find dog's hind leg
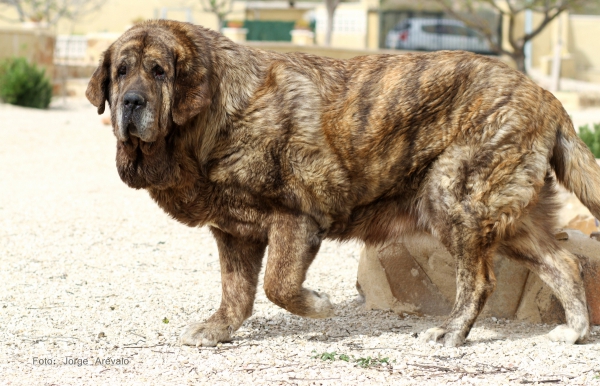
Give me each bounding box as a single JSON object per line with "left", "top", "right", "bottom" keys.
{"left": 180, "top": 227, "right": 266, "bottom": 347}
{"left": 262, "top": 214, "right": 335, "bottom": 318}
{"left": 420, "top": 214, "right": 498, "bottom": 347}
{"left": 501, "top": 239, "right": 589, "bottom": 343}
{"left": 419, "top": 145, "right": 519, "bottom": 347}
{"left": 497, "top": 186, "right": 589, "bottom": 343}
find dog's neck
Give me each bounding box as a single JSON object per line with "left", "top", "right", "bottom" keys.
{"left": 147, "top": 43, "right": 266, "bottom": 226}
{"left": 192, "top": 35, "right": 267, "bottom": 165}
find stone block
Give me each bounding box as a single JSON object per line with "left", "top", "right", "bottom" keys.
{"left": 555, "top": 229, "right": 600, "bottom": 325}
{"left": 515, "top": 270, "right": 565, "bottom": 324}
{"left": 357, "top": 230, "right": 600, "bottom": 325}
{"left": 377, "top": 241, "right": 452, "bottom": 316}
{"left": 357, "top": 232, "right": 530, "bottom": 319}
{"left": 566, "top": 214, "right": 600, "bottom": 236}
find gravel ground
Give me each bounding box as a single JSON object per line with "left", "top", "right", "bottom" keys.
{"left": 1, "top": 99, "right": 600, "bottom": 385}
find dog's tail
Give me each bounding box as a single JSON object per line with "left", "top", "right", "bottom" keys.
{"left": 551, "top": 115, "right": 600, "bottom": 220}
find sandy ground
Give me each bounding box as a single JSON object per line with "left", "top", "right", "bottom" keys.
{"left": 1, "top": 99, "right": 600, "bottom": 385}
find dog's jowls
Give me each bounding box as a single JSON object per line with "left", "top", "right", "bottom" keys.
{"left": 86, "top": 20, "right": 598, "bottom": 347}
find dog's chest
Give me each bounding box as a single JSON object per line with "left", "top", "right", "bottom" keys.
{"left": 151, "top": 177, "right": 272, "bottom": 237}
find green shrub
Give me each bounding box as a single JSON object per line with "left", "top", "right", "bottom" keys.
{"left": 578, "top": 123, "right": 600, "bottom": 158}
{"left": 0, "top": 57, "right": 52, "bottom": 109}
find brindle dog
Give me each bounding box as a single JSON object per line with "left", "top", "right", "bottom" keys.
{"left": 86, "top": 20, "right": 598, "bottom": 347}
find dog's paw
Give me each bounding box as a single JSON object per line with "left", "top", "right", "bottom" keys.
{"left": 547, "top": 325, "right": 586, "bottom": 344}
{"left": 179, "top": 322, "right": 233, "bottom": 347}
{"left": 306, "top": 291, "right": 335, "bottom": 318}
{"left": 421, "top": 327, "right": 465, "bottom": 347}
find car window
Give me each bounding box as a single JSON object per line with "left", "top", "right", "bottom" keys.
{"left": 445, "top": 25, "right": 470, "bottom": 36}
{"left": 420, "top": 23, "right": 462, "bottom": 35}
{"left": 421, "top": 24, "right": 437, "bottom": 34}
{"left": 466, "top": 27, "right": 483, "bottom": 38}
{"left": 436, "top": 24, "right": 451, "bottom": 34}
{"left": 394, "top": 21, "right": 411, "bottom": 31}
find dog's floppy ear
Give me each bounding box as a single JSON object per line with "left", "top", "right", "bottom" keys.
{"left": 171, "top": 29, "right": 214, "bottom": 126}
{"left": 86, "top": 46, "right": 113, "bottom": 115}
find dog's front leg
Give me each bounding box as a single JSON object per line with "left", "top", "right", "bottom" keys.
{"left": 263, "top": 214, "right": 335, "bottom": 318}
{"left": 180, "top": 227, "right": 266, "bottom": 347}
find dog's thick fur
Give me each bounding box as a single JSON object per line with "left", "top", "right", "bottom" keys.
{"left": 86, "top": 20, "right": 599, "bottom": 347}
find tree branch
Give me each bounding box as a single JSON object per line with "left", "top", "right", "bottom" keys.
{"left": 505, "top": 0, "right": 516, "bottom": 14}
{"left": 435, "top": 0, "right": 508, "bottom": 55}
{"left": 482, "top": 0, "right": 507, "bottom": 15}
{"left": 1, "top": 0, "right": 27, "bottom": 21}
{"left": 432, "top": 0, "right": 587, "bottom": 74}
{"left": 523, "top": 6, "right": 566, "bottom": 43}
{"left": 0, "top": 0, "right": 107, "bottom": 25}
{"left": 507, "top": 12, "right": 519, "bottom": 50}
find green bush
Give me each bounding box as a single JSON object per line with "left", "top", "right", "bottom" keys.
{"left": 578, "top": 123, "right": 600, "bottom": 158}
{"left": 0, "top": 57, "right": 52, "bottom": 109}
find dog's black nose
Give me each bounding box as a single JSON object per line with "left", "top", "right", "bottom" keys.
{"left": 123, "top": 92, "right": 146, "bottom": 110}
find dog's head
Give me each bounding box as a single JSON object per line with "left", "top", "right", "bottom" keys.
{"left": 86, "top": 20, "right": 214, "bottom": 188}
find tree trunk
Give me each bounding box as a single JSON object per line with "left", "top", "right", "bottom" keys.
{"left": 512, "top": 49, "right": 527, "bottom": 74}
{"left": 217, "top": 14, "right": 224, "bottom": 32}
{"left": 324, "top": 0, "right": 339, "bottom": 47}
{"left": 325, "top": 5, "right": 334, "bottom": 46}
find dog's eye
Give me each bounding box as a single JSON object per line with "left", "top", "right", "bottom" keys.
{"left": 118, "top": 66, "right": 127, "bottom": 77}
{"left": 153, "top": 66, "right": 165, "bottom": 79}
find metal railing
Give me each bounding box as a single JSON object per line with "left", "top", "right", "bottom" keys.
{"left": 55, "top": 35, "right": 88, "bottom": 64}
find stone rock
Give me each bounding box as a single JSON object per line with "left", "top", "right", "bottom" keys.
{"left": 357, "top": 229, "right": 600, "bottom": 325}
{"left": 515, "top": 229, "right": 600, "bottom": 325}
{"left": 557, "top": 186, "right": 594, "bottom": 227}
{"left": 357, "top": 233, "right": 529, "bottom": 319}
{"left": 555, "top": 229, "right": 600, "bottom": 325}
{"left": 515, "top": 272, "right": 565, "bottom": 324}
{"left": 377, "top": 241, "right": 452, "bottom": 316}
{"left": 356, "top": 246, "right": 404, "bottom": 314}
{"left": 566, "top": 214, "right": 600, "bottom": 236}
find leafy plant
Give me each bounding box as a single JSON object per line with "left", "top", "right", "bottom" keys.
{"left": 578, "top": 123, "right": 600, "bottom": 158}
{"left": 0, "top": 57, "right": 52, "bottom": 109}
{"left": 162, "top": 317, "right": 169, "bottom": 324}
{"left": 313, "top": 351, "right": 338, "bottom": 361}
{"left": 338, "top": 353, "right": 350, "bottom": 362}
{"left": 311, "top": 350, "right": 392, "bottom": 368}
{"left": 355, "top": 356, "right": 391, "bottom": 368}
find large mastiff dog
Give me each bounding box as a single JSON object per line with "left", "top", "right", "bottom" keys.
{"left": 86, "top": 20, "right": 597, "bottom": 347}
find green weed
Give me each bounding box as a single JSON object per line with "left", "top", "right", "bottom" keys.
{"left": 311, "top": 350, "right": 393, "bottom": 368}
{"left": 355, "top": 356, "right": 391, "bottom": 368}
{"left": 578, "top": 123, "right": 600, "bottom": 158}
{"left": 312, "top": 351, "right": 338, "bottom": 361}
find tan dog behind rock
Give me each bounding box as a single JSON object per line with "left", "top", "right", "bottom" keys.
{"left": 86, "top": 20, "right": 599, "bottom": 347}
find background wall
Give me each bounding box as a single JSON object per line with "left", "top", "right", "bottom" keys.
{"left": 569, "top": 15, "right": 600, "bottom": 83}
{"left": 0, "top": 27, "right": 55, "bottom": 81}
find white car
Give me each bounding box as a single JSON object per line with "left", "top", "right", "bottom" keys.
{"left": 385, "top": 18, "right": 492, "bottom": 53}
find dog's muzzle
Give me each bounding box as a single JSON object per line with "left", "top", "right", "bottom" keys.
{"left": 120, "top": 91, "right": 147, "bottom": 141}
